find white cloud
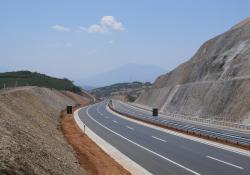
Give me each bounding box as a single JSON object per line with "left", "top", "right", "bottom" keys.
{"left": 87, "top": 24, "right": 107, "bottom": 33}
{"left": 84, "top": 16, "right": 124, "bottom": 33}
{"left": 51, "top": 25, "right": 70, "bottom": 32}
{"left": 101, "top": 16, "right": 124, "bottom": 31}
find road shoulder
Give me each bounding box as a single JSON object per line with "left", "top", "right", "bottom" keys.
{"left": 61, "top": 105, "right": 131, "bottom": 175}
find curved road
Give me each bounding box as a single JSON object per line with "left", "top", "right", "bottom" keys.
{"left": 114, "top": 100, "right": 250, "bottom": 139}
{"left": 78, "top": 101, "right": 250, "bottom": 175}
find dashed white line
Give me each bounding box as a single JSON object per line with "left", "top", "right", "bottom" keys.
{"left": 107, "top": 105, "right": 250, "bottom": 158}
{"left": 206, "top": 156, "right": 243, "bottom": 170}
{"left": 113, "top": 120, "right": 118, "bottom": 123}
{"left": 87, "top": 107, "right": 200, "bottom": 175}
{"left": 152, "top": 136, "right": 167, "bottom": 143}
{"left": 97, "top": 107, "right": 101, "bottom": 114}
{"left": 126, "top": 126, "right": 134, "bottom": 130}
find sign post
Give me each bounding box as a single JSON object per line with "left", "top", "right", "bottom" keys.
{"left": 67, "top": 106, "right": 73, "bottom": 114}
{"left": 153, "top": 108, "right": 158, "bottom": 117}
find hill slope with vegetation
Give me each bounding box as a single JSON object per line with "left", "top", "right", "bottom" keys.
{"left": 90, "top": 82, "right": 152, "bottom": 102}
{"left": 0, "top": 71, "right": 81, "bottom": 93}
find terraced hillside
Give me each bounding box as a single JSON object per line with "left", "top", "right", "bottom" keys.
{"left": 136, "top": 17, "right": 250, "bottom": 125}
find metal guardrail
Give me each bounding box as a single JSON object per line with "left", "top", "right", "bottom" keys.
{"left": 109, "top": 101, "right": 250, "bottom": 149}
{"left": 162, "top": 112, "right": 250, "bottom": 131}
{"left": 128, "top": 103, "right": 250, "bottom": 131}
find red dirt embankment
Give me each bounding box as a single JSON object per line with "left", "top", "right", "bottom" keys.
{"left": 61, "top": 94, "right": 130, "bottom": 175}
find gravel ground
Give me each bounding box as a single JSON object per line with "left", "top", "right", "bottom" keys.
{"left": 0, "top": 87, "right": 86, "bottom": 175}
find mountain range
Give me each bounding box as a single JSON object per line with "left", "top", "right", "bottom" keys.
{"left": 78, "top": 63, "right": 166, "bottom": 88}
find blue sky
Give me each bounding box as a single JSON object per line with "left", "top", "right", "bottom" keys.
{"left": 0, "top": 0, "right": 249, "bottom": 81}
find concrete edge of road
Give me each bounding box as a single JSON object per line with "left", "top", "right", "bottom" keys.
{"left": 106, "top": 105, "right": 250, "bottom": 158}
{"left": 74, "top": 105, "right": 153, "bottom": 175}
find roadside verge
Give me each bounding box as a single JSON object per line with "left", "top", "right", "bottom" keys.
{"left": 73, "top": 105, "right": 152, "bottom": 175}
{"left": 61, "top": 105, "right": 131, "bottom": 175}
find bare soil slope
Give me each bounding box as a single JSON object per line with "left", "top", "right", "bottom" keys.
{"left": 0, "top": 87, "right": 86, "bottom": 175}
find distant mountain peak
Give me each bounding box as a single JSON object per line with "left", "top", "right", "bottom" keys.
{"left": 79, "top": 63, "right": 166, "bottom": 87}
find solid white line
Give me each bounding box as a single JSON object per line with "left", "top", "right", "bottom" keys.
{"left": 113, "top": 120, "right": 118, "bottom": 123}
{"left": 126, "top": 126, "right": 134, "bottom": 130}
{"left": 87, "top": 107, "right": 200, "bottom": 175}
{"left": 206, "top": 156, "right": 243, "bottom": 170}
{"left": 152, "top": 136, "right": 167, "bottom": 143}
{"left": 122, "top": 101, "right": 250, "bottom": 136}
{"left": 107, "top": 104, "right": 250, "bottom": 158}
{"left": 74, "top": 106, "right": 152, "bottom": 175}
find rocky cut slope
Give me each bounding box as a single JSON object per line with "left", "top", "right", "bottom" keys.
{"left": 136, "top": 17, "right": 250, "bottom": 124}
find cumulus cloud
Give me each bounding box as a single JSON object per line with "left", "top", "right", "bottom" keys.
{"left": 101, "top": 16, "right": 124, "bottom": 31}
{"left": 87, "top": 24, "right": 107, "bottom": 33}
{"left": 51, "top": 25, "right": 70, "bottom": 32}
{"left": 84, "top": 16, "right": 124, "bottom": 33}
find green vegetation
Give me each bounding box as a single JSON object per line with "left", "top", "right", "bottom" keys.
{"left": 90, "top": 81, "right": 152, "bottom": 101}
{"left": 0, "top": 71, "right": 82, "bottom": 93}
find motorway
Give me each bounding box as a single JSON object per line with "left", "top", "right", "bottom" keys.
{"left": 113, "top": 100, "right": 250, "bottom": 141}
{"left": 78, "top": 101, "right": 250, "bottom": 175}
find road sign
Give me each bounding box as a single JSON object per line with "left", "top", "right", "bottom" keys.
{"left": 153, "top": 108, "right": 158, "bottom": 116}
{"left": 67, "top": 106, "right": 73, "bottom": 114}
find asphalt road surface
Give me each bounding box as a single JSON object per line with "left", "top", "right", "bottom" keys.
{"left": 113, "top": 100, "right": 250, "bottom": 140}
{"left": 78, "top": 101, "right": 250, "bottom": 175}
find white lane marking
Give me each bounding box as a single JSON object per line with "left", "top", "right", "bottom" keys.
{"left": 152, "top": 136, "right": 167, "bottom": 143}
{"left": 107, "top": 105, "right": 250, "bottom": 158}
{"left": 126, "top": 126, "right": 134, "bottom": 130}
{"left": 97, "top": 107, "right": 101, "bottom": 114}
{"left": 206, "top": 156, "right": 243, "bottom": 170}
{"left": 121, "top": 101, "right": 250, "bottom": 137}
{"left": 105, "top": 116, "right": 109, "bottom": 119}
{"left": 87, "top": 107, "right": 200, "bottom": 175}
{"left": 113, "top": 120, "right": 118, "bottom": 123}
{"left": 97, "top": 107, "right": 104, "bottom": 116}
{"left": 75, "top": 106, "right": 153, "bottom": 175}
